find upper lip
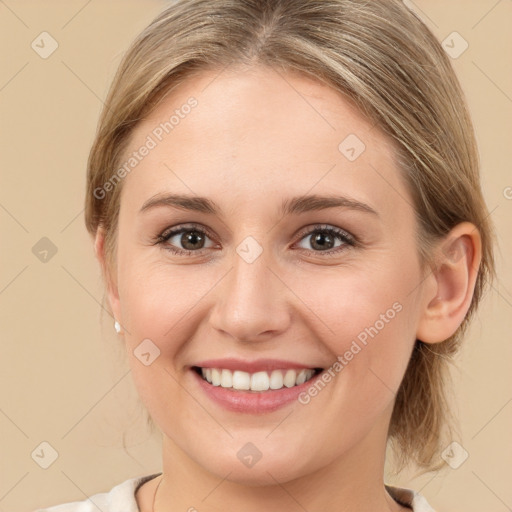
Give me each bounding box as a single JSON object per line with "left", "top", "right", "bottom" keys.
{"left": 192, "top": 358, "right": 323, "bottom": 373}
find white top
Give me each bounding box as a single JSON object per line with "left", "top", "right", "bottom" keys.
{"left": 34, "top": 473, "right": 436, "bottom": 511}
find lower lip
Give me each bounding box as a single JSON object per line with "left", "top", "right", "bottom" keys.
{"left": 191, "top": 369, "right": 323, "bottom": 414}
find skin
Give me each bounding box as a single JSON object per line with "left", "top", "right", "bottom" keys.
{"left": 94, "top": 64, "right": 481, "bottom": 511}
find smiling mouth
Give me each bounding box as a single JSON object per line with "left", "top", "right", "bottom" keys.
{"left": 193, "top": 366, "right": 323, "bottom": 392}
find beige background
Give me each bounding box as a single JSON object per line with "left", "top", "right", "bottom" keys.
{"left": 1, "top": 1, "right": 511, "bottom": 510}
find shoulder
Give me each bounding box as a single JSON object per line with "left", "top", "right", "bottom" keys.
{"left": 386, "top": 485, "right": 437, "bottom": 512}
{"left": 34, "top": 473, "right": 162, "bottom": 512}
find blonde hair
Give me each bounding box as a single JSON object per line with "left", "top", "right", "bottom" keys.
{"left": 85, "top": 0, "right": 497, "bottom": 471}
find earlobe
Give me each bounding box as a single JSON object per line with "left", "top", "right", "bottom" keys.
{"left": 416, "top": 222, "right": 482, "bottom": 344}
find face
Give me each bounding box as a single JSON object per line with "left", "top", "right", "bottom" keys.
{"left": 104, "top": 65, "right": 431, "bottom": 484}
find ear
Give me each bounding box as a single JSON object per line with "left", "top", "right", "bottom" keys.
{"left": 416, "top": 222, "right": 482, "bottom": 344}
{"left": 94, "top": 227, "right": 123, "bottom": 331}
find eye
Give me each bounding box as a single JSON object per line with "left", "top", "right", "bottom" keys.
{"left": 153, "top": 223, "right": 357, "bottom": 257}
{"left": 153, "top": 224, "right": 216, "bottom": 256}
{"left": 293, "top": 224, "right": 356, "bottom": 256}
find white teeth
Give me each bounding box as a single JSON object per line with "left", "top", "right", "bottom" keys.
{"left": 211, "top": 368, "right": 221, "bottom": 386}
{"left": 250, "top": 371, "right": 270, "bottom": 391}
{"left": 199, "top": 367, "right": 317, "bottom": 391}
{"left": 283, "top": 369, "right": 297, "bottom": 388}
{"left": 295, "top": 369, "right": 307, "bottom": 385}
{"left": 232, "top": 370, "right": 250, "bottom": 390}
{"left": 269, "top": 370, "right": 283, "bottom": 389}
{"left": 220, "top": 369, "right": 232, "bottom": 388}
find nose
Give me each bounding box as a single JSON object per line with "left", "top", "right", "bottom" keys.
{"left": 208, "top": 245, "right": 292, "bottom": 343}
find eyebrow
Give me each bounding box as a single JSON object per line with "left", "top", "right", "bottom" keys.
{"left": 139, "top": 193, "right": 379, "bottom": 217}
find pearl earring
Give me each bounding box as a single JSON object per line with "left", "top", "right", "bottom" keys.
{"left": 114, "top": 320, "right": 121, "bottom": 334}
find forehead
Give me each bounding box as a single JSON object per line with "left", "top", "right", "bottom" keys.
{"left": 119, "top": 65, "right": 410, "bottom": 221}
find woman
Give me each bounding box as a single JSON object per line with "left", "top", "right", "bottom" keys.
{"left": 37, "top": 0, "right": 496, "bottom": 510}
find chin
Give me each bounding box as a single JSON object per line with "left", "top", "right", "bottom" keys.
{"left": 194, "top": 448, "right": 317, "bottom": 487}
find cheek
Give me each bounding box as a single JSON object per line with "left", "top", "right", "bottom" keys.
{"left": 118, "top": 256, "right": 206, "bottom": 338}
{"left": 290, "top": 259, "right": 416, "bottom": 346}
{"left": 117, "top": 260, "right": 199, "bottom": 433}
{"left": 291, "top": 259, "right": 418, "bottom": 404}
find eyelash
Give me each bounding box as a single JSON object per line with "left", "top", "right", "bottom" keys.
{"left": 152, "top": 223, "right": 357, "bottom": 258}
